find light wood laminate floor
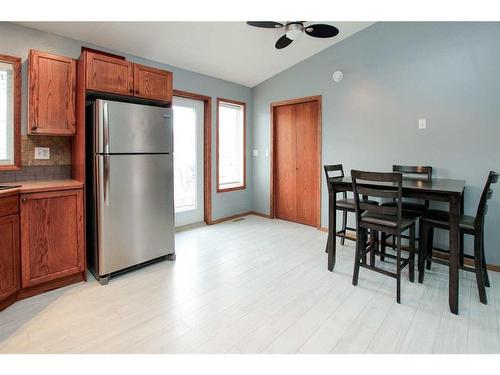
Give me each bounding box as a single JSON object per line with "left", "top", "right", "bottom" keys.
{"left": 1, "top": 215, "right": 499, "bottom": 354}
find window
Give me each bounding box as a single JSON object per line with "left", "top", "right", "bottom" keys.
{"left": 217, "top": 98, "right": 246, "bottom": 192}
{"left": 0, "top": 62, "right": 13, "bottom": 164}
{"left": 0, "top": 55, "right": 20, "bottom": 171}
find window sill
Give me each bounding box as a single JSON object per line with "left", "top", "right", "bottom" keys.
{"left": 0, "top": 164, "right": 21, "bottom": 172}
{"left": 217, "top": 185, "right": 246, "bottom": 193}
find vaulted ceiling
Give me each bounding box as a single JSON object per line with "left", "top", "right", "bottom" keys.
{"left": 18, "top": 22, "right": 373, "bottom": 87}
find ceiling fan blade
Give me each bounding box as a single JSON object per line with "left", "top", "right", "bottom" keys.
{"left": 247, "top": 21, "right": 284, "bottom": 29}
{"left": 275, "top": 35, "right": 293, "bottom": 49}
{"left": 305, "top": 24, "right": 339, "bottom": 38}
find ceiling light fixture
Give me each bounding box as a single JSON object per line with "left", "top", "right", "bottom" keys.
{"left": 285, "top": 23, "right": 304, "bottom": 41}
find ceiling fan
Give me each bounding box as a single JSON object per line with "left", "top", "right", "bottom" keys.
{"left": 246, "top": 21, "right": 339, "bottom": 49}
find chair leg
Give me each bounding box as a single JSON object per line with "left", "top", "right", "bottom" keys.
{"left": 425, "top": 226, "right": 434, "bottom": 270}
{"left": 409, "top": 225, "right": 415, "bottom": 283}
{"left": 396, "top": 234, "right": 402, "bottom": 304}
{"left": 325, "top": 232, "right": 330, "bottom": 253}
{"left": 340, "top": 210, "right": 348, "bottom": 246}
{"left": 459, "top": 231, "right": 464, "bottom": 267}
{"left": 380, "top": 232, "right": 386, "bottom": 261}
{"left": 474, "top": 234, "right": 487, "bottom": 304}
{"left": 370, "top": 230, "right": 377, "bottom": 267}
{"left": 418, "top": 221, "right": 428, "bottom": 283}
{"left": 481, "top": 232, "right": 490, "bottom": 288}
{"left": 352, "top": 228, "right": 364, "bottom": 286}
{"left": 362, "top": 230, "right": 368, "bottom": 265}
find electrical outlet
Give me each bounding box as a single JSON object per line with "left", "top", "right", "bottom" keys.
{"left": 253, "top": 149, "right": 258, "bottom": 157}
{"left": 34, "top": 147, "right": 50, "bottom": 160}
{"left": 418, "top": 118, "right": 427, "bottom": 130}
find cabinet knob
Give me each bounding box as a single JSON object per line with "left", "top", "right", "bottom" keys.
{"left": 21, "top": 197, "right": 27, "bottom": 204}
{"left": 32, "top": 123, "right": 38, "bottom": 131}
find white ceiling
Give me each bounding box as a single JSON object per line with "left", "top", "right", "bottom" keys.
{"left": 17, "top": 22, "right": 374, "bottom": 87}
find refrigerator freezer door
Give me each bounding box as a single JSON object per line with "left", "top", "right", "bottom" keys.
{"left": 96, "top": 154, "right": 174, "bottom": 275}
{"left": 95, "top": 99, "right": 172, "bottom": 154}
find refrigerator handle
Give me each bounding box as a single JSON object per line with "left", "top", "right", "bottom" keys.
{"left": 103, "top": 101, "right": 110, "bottom": 154}
{"left": 104, "top": 154, "right": 110, "bottom": 207}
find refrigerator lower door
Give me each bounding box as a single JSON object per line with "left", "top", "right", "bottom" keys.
{"left": 96, "top": 154, "right": 174, "bottom": 276}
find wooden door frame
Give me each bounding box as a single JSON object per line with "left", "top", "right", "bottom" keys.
{"left": 173, "top": 90, "right": 213, "bottom": 225}
{"left": 270, "top": 95, "right": 322, "bottom": 228}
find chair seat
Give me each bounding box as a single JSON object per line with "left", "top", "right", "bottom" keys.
{"left": 420, "top": 209, "right": 476, "bottom": 231}
{"left": 337, "top": 198, "right": 378, "bottom": 210}
{"left": 381, "top": 201, "right": 428, "bottom": 215}
{"left": 361, "top": 211, "right": 417, "bottom": 229}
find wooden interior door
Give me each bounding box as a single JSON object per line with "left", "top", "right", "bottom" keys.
{"left": 29, "top": 50, "right": 77, "bottom": 135}
{"left": 273, "top": 98, "right": 320, "bottom": 227}
{"left": 20, "top": 189, "right": 84, "bottom": 288}
{"left": 274, "top": 104, "right": 297, "bottom": 222}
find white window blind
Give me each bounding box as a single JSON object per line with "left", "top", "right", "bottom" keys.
{"left": 0, "top": 62, "right": 14, "bottom": 165}
{"left": 218, "top": 100, "right": 245, "bottom": 190}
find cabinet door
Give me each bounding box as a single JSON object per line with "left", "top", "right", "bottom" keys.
{"left": 0, "top": 214, "right": 20, "bottom": 302}
{"left": 133, "top": 63, "right": 172, "bottom": 102}
{"left": 20, "top": 189, "right": 84, "bottom": 288}
{"left": 86, "top": 52, "right": 133, "bottom": 96}
{"left": 29, "top": 50, "right": 77, "bottom": 136}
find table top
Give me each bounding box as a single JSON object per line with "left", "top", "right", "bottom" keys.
{"left": 328, "top": 176, "right": 465, "bottom": 195}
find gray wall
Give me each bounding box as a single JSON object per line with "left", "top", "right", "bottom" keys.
{"left": 252, "top": 22, "right": 500, "bottom": 265}
{"left": 0, "top": 22, "right": 253, "bottom": 221}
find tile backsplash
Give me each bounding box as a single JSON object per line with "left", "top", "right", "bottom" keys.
{"left": 0, "top": 136, "right": 72, "bottom": 183}
{"left": 22, "top": 135, "right": 71, "bottom": 166}
{"left": 0, "top": 165, "right": 71, "bottom": 183}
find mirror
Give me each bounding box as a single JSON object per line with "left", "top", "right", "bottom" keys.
{"left": 0, "top": 54, "right": 21, "bottom": 171}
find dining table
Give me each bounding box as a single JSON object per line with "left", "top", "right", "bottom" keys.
{"left": 326, "top": 176, "right": 466, "bottom": 314}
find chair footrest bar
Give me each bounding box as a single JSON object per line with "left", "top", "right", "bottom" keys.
{"left": 359, "top": 264, "right": 397, "bottom": 279}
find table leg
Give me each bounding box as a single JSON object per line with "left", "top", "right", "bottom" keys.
{"left": 449, "top": 194, "right": 461, "bottom": 314}
{"left": 328, "top": 188, "right": 337, "bottom": 271}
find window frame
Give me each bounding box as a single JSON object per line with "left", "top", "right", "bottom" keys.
{"left": 216, "top": 97, "right": 246, "bottom": 193}
{"left": 0, "top": 54, "right": 21, "bottom": 171}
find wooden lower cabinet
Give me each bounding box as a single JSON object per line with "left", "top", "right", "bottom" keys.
{"left": 20, "top": 189, "right": 84, "bottom": 288}
{"left": 0, "top": 213, "right": 20, "bottom": 308}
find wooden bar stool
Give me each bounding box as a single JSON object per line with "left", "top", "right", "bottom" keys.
{"left": 351, "top": 170, "right": 418, "bottom": 303}
{"left": 418, "top": 171, "right": 498, "bottom": 304}
{"left": 380, "top": 165, "right": 432, "bottom": 260}
{"left": 324, "top": 164, "right": 378, "bottom": 251}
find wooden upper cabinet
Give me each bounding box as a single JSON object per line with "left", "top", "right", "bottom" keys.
{"left": 133, "top": 64, "right": 172, "bottom": 102}
{"left": 20, "top": 189, "right": 84, "bottom": 288}
{"left": 0, "top": 213, "right": 20, "bottom": 304}
{"left": 29, "top": 50, "right": 77, "bottom": 136}
{"left": 85, "top": 51, "right": 133, "bottom": 96}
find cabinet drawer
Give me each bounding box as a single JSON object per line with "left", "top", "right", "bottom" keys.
{"left": 0, "top": 195, "right": 19, "bottom": 218}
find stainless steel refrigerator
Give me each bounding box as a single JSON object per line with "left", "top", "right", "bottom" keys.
{"left": 87, "top": 99, "right": 175, "bottom": 285}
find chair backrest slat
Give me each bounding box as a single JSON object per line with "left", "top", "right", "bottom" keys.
{"left": 359, "top": 202, "right": 398, "bottom": 216}
{"left": 324, "top": 164, "right": 347, "bottom": 198}
{"left": 393, "top": 165, "right": 432, "bottom": 180}
{"left": 324, "top": 164, "right": 344, "bottom": 179}
{"left": 351, "top": 170, "right": 403, "bottom": 227}
{"left": 357, "top": 186, "right": 399, "bottom": 200}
